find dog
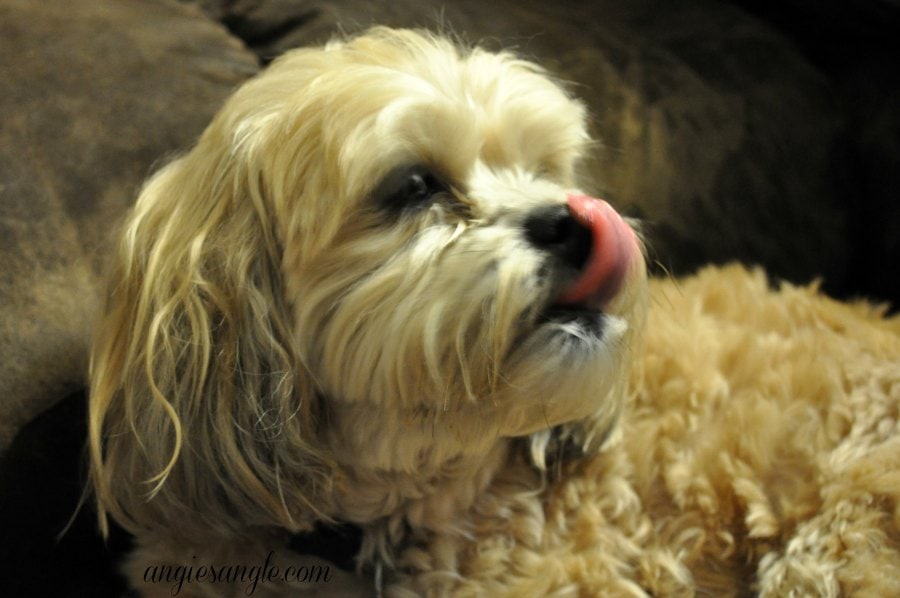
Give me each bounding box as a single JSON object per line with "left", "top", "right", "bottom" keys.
{"left": 88, "top": 28, "right": 647, "bottom": 596}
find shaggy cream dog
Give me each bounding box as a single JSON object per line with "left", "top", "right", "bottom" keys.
{"left": 89, "top": 28, "right": 900, "bottom": 597}
{"left": 88, "top": 27, "right": 646, "bottom": 596}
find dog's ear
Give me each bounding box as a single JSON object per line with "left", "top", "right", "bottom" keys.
{"left": 88, "top": 130, "right": 333, "bottom": 539}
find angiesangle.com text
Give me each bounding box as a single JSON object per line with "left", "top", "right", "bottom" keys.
{"left": 142, "top": 550, "right": 332, "bottom": 596}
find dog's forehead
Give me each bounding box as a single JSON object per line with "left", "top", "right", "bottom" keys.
{"left": 249, "top": 32, "right": 588, "bottom": 195}
{"left": 351, "top": 40, "right": 589, "bottom": 184}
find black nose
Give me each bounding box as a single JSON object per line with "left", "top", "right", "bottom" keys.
{"left": 522, "top": 204, "right": 592, "bottom": 270}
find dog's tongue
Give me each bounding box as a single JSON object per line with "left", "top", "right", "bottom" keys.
{"left": 557, "top": 194, "right": 637, "bottom": 307}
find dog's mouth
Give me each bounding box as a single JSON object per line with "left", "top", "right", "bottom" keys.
{"left": 539, "top": 195, "right": 638, "bottom": 329}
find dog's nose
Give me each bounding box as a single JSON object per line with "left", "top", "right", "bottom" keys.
{"left": 522, "top": 203, "right": 592, "bottom": 271}
{"left": 525, "top": 195, "right": 639, "bottom": 308}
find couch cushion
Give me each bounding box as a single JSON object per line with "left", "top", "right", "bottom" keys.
{"left": 0, "top": 0, "right": 258, "bottom": 451}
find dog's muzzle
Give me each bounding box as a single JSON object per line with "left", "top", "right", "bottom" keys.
{"left": 524, "top": 194, "right": 638, "bottom": 311}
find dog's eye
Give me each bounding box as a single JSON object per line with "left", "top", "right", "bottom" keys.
{"left": 402, "top": 173, "right": 434, "bottom": 203}
{"left": 374, "top": 165, "right": 448, "bottom": 212}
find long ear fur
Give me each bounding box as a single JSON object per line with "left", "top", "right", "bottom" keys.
{"left": 88, "top": 122, "right": 333, "bottom": 539}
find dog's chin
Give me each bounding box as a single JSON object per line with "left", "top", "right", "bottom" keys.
{"left": 496, "top": 318, "right": 631, "bottom": 439}
{"left": 497, "top": 304, "right": 643, "bottom": 438}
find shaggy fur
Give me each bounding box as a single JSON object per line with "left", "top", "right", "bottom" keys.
{"left": 384, "top": 266, "right": 900, "bottom": 596}
{"left": 88, "top": 27, "right": 900, "bottom": 597}
{"left": 89, "top": 28, "right": 646, "bottom": 596}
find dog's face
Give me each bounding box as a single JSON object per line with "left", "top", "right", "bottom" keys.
{"left": 90, "top": 28, "right": 647, "bottom": 536}
{"left": 261, "top": 31, "right": 647, "bottom": 441}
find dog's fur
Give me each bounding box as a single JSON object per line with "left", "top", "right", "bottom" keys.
{"left": 88, "top": 28, "right": 646, "bottom": 595}
{"left": 88, "top": 28, "right": 900, "bottom": 597}
{"left": 385, "top": 266, "right": 900, "bottom": 597}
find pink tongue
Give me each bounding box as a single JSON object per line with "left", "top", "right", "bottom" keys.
{"left": 557, "top": 194, "right": 636, "bottom": 307}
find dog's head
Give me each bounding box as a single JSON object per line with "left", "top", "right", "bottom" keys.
{"left": 89, "top": 28, "right": 647, "bottom": 537}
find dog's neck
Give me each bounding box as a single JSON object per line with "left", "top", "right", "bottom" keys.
{"left": 322, "top": 398, "right": 513, "bottom": 529}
